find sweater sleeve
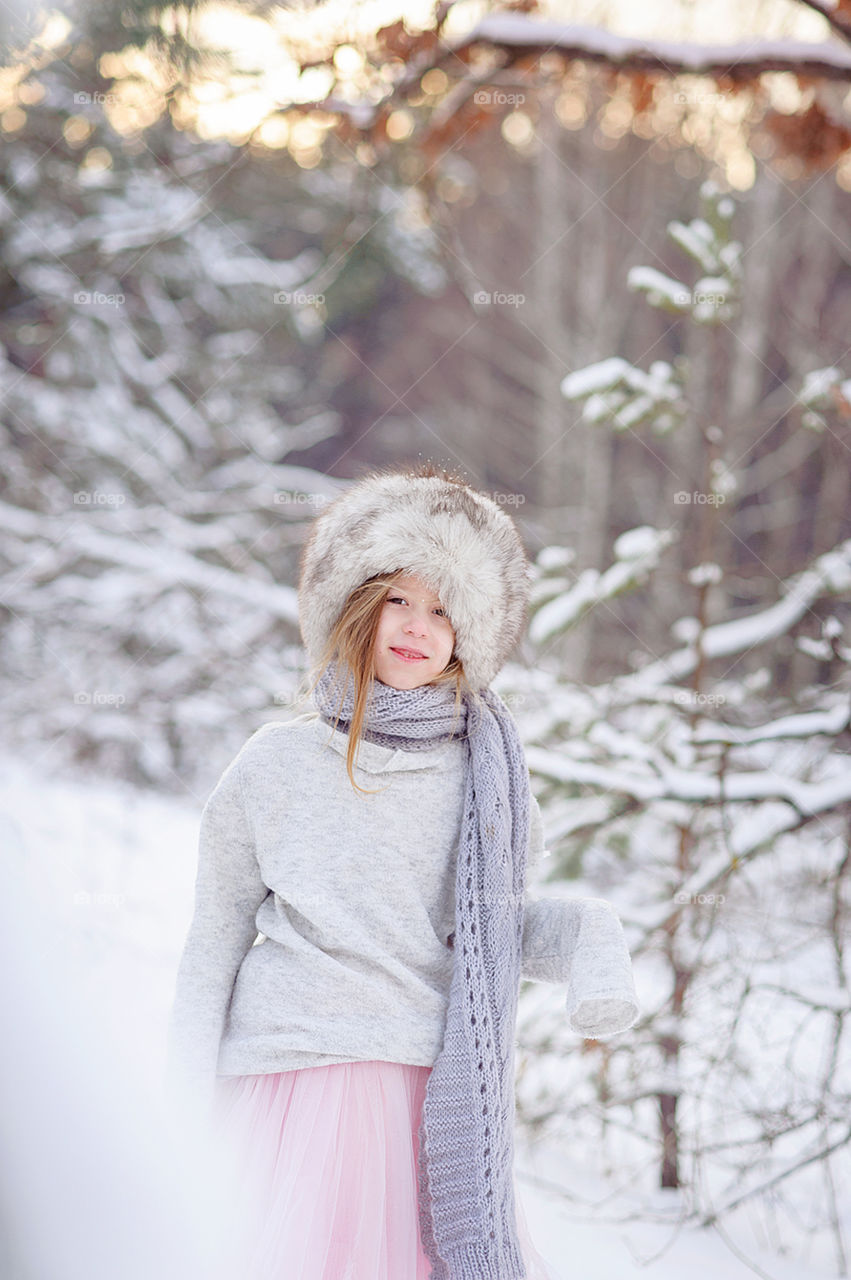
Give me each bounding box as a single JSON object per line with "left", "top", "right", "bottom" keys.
{"left": 164, "top": 750, "right": 270, "bottom": 1115}
{"left": 520, "top": 796, "right": 640, "bottom": 1038}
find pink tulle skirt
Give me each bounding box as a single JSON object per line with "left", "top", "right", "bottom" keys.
{"left": 211, "top": 1059, "right": 558, "bottom": 1280}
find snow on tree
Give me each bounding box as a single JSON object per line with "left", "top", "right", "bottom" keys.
{"left": 561, "top": 356, "right": 687, "bottom": 434}
{"left": 0, "top": 35, "right": 443, "bottom": 792}
{"left": 503, "top": 187, "right": 851, "bottom": 1276}
{"left": 265, "top": 3, "right": 851, "bottom": 187}
{"left": 797, "top": 365, "right": 851, "bottom": 431}
{"left": 529, "top": 526, "right": 675, "bottom": 641}
{"left": 560, "top": 182, "right": 744, "bottom": 440}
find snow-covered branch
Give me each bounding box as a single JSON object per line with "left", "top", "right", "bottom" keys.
{"left": 628, "top": 537, "right": 851, "bottom": 687}
{"left": 525, "top": 742, "right": 851, "bottom": 815}
{"left": 0, "top": 501, "right": 301, "bottom": 622}
{"left": 692, "top": 698, "right": 851, "bottom": 745}
{"left": 447, "top": 15, "right": 851, "bottom": 83}
{"left": 794, "top": 0, "right": 851, "bottom": 45}
{"left": 530, "top": 527, "right": 675, "bottom": 642}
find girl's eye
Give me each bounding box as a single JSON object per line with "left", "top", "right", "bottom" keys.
{"left": 387, "top": 596, "right": 447, "bottom": 618}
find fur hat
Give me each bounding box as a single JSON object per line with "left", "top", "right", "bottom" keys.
{"left": 297, "top": 462, "right": 532, "bottom": 690}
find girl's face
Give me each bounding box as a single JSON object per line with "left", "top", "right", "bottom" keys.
{"left": 372, "top": 573, "right": 455, "bottom": 690}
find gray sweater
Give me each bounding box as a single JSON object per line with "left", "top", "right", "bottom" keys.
{"left": 166, "top": 712, "right": 639, "bottom": 1109}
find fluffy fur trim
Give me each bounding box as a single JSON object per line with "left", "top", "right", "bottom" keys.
{"left": 297, "top": 463, "right": 532, "bottom": 690}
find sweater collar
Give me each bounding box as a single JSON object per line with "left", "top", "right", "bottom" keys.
{"left": 307, "top": 712, "right": 461, "bottom": 775}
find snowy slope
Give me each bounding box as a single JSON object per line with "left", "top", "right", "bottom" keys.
{"left": 0, "top": 755, "right": 840, "bottom": 1280}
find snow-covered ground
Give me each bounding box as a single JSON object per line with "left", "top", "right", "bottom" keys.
{"left": 0, "top": 754, "right": 840, "bottom": 1280}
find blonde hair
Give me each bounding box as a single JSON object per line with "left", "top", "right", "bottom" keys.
{"left": 300, "top": 569, "right": 482, "bottom": 794}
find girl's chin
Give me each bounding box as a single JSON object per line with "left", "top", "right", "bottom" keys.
{"left": 375, "top": 670, "right": 428, "bottom": 689}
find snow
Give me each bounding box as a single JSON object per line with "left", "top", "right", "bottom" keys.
{"left": 672, "top": 615, "right": 701, "bottom": 642}
{"left": 515, "top": 1136, "right": 838, "bottom": 1280}
{"left": 0, "top": 773, "right": 250, "bottom": 1280}
{"left": 626, "top": 265, "right": 690, "bottom": 310}
{"left": 525, "top": 743, "right": 851, "bottom": 812}
{"left": 536, "top": 545, "right": 576, "bottom": 571}
{"left": 692, "top": 698, "right": 850, "bottom": 745}
{"left": 667, "top": 218, "right": 719, "bottom": 273}
{"left": 796, "top": 366, "right": 851, "bottom": 427}
{"left": 614, "top": 526, "right": 669, "bottom": 561}
{"left": 561, "top": 356, "right": 633, "bottom": 399}
{"left": 458, "top": 15, "right": 851, "bottom": 75}
{"left": 0, "top": 500, "right": 301, "bottom": 622}
{"left": 0, "top": 754, "right": 843, "bottom": 1280}
{"left": 687, "top": 562, "right": 723, "bottom": 586}
{"left": 710, "top": 456, "right": 738, "bottom": 497}
{"left": 530, "top": 568, "right": 601, "bottom": 638}
{"left": 800, "top": 366, "right": 844, "bottom": 404}
{"left": 529, "top": 528, "right": 674, "bottom": 643}
{"left": 632, "top": 537, "right": 851, "bottom": 686}
{"left": 692, "top": 273, "right": 736, "bottom": 320}
{"left": 561, "top": 356, "right": 685, "bottom": 433}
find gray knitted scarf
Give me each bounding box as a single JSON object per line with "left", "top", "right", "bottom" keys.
{"left": 312, "top": 658, "right": 531, "bottom": 1280}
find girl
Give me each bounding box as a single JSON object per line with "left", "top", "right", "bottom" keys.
{"left": 166, "top": 461, "right": 640, "bottom": 1280}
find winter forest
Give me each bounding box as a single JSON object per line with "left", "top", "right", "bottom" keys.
{"left": 1, "top": 0, "right": 851, "bottom": 1277}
